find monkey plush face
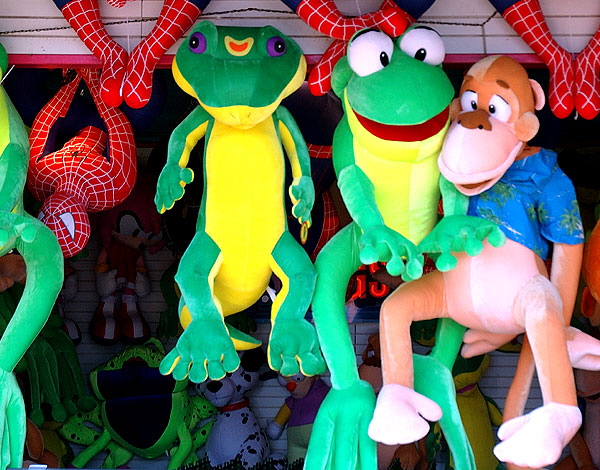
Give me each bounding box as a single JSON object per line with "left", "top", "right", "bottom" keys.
{"left": 438, "top": 55, "right": 545, "bottom": 195}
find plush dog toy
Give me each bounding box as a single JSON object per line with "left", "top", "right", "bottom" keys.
{"left": 370, "top": 55, "right": 587, "bottom": 469}
{"left": 200, "top": 348, "right": 282, "bottom": 468}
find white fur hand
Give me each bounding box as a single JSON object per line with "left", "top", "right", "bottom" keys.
{"left": 96, "top": 269, "right": 117, "bottom": 298}
{"left": 135, "top": 271, "right": 151, "bottom": 297}
{"left": 368, "top": 383, "right": 442, "bottom": 445}
{"left": 494, "top": 402, "right": 581, "bottom": 468}
{"left": 266, "top": 420, "right": 283, "bottom": 439}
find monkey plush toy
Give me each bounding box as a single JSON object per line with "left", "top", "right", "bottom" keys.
{"left": 369, "top": 55, "right": 589, "bottom": 469}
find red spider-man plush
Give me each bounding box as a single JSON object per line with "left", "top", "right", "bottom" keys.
{"left": 28, "top": 68, "right": 137, "bottom": 258}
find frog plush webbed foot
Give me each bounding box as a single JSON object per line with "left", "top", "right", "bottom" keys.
{"left": 160, "top": 319, "right": 240, "bottom": 383}
{"left": 305, "top": 380, "right": 377, "bottom": 470}
{"left": 268, "top": 318, "right": 325, "bottom": 377}
{"left": 418, "top": 215, "right": 506, "bottom": 271}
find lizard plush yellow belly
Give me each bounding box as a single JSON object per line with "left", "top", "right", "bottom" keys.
{"left": 204, "top": 118, "right": 286, "bottom": 313}
{"left": 353, "top": 123, "right": 448, "bottom": 245}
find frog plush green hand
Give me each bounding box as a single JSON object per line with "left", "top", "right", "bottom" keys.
{"left": 0, "top": 43, "right": 63, "bottom": 470}
{"left": 156, "top": 21, "right": 325, "bottom": 384}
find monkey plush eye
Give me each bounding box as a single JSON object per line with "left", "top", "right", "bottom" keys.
{"left": 348, "top": 30, "right": 394, "bottom": 77}
{"left": 488, "top": 95, "right": 512, "bottom": 122}
{"left": 460, "top": 90, "right": 478, "bottom": 112}
{"left": 399, "top": 26, "right": 445, "bottom": 66}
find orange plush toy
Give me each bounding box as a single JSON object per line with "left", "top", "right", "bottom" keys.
{"left": 369, "top": 55, "right": 592, "bottom": 469}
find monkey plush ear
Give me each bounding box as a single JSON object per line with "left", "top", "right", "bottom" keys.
{"left": 514, "top": 111, "right": 540, "bottom": 143}
{"left": 530, "top": 79, "right": 545, "bottom": 111}
{"left": 449, "top": 98, "right": 462, "bottom": 120}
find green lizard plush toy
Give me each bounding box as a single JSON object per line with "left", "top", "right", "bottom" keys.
{"left": 155, "top": 21, "right": 325, "bottom": 384}
{"left": 305, "top": 26, "right": 505, "bottom": 470}
{"left": 0, "top": 43, "right": 63, "bottom": 470}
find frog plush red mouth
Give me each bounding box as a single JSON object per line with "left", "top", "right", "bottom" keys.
{"left": 354, "top": 106, "right": 449, "bottom": 142}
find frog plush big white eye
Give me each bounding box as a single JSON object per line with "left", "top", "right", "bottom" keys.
{"left": 347, "top": 30, "right": 394, "bottom": 77}
{"left": 399, "top": 26, "right": 445, "bottom": 66}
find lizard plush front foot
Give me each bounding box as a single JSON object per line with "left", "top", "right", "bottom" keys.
{"left": 494, "top": 402, "right": 581, "bottom": 468}
{"left": 269, "top": 318, "right": 325, "bottom": 377}
{"left": 159, "top": 319, "right": 240, "bottom": 383}
{"left": 369, "top": 383, "right": 442, "bottom": 445}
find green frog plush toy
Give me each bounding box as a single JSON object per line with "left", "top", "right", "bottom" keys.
{"left": 156, "top": 21, "right": 325, "bottom": 384}
{"left": 305, "top": 26, "right": 505, "bottom": 470}
{"left": 0, "top": 43, "right": 63, "bottom": 470}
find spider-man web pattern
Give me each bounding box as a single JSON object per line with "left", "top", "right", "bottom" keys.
{"left": 304, "top": 0, "right": 411, "bottom": 96}
{"left": 61, "top": 0, "right": 128, "bottom": 107}
{"left": 122, "top": 0, "right": 201, "bottom": 109}
{"left": 28, "top": 68, "right": 137, "bottom": 257}
{"left": 501, "top": 0, "right": 575, "bottom": 119}
{"left": 56, "top": 0, "right": 203, "bottom": 108}
{"left": 576, "top": 28, "right": 600, "bottom": 120}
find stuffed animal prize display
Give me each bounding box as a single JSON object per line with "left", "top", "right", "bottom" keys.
{"left": 155, "top": 21, "right": 325, "bottom": 384}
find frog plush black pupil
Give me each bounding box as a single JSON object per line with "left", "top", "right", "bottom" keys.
{"left": 267, "top": 37, "right": 286, "bottom": 57}
{"left": 189, "top": 33, "right": 207, "bottom": 54}
{"left": 415, "top": 48, "right": 427, "bottom": 61}
{"left": 380, "top": 52, "right": 389, "bottom": 67}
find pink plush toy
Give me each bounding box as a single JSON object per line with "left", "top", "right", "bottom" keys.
{"left": 28, "top": 68, "right": 137, "bottom": 258}
{"left": 369, "top": 55, "right": 590, "bottom": 469}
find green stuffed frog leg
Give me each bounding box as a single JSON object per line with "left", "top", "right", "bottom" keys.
{"left": 305, "top": 223, "right": 378, "bottom": 470}
{"left": 0, "top": 215, "right": 63, "bottom": 372}
{"left": 268, "top": 231, "right": 323, "bottom": 377}
{"left": 160, "top": 229, "right": 240, "bottom": 383}
{"left": 0, "top": 144, "right": 27, "bottom": 213}
{"left": 414, "top": 318, "right": 476, "bottom": 470}
{"left": 0, "top": 368, "right": 26, "bottom": 470}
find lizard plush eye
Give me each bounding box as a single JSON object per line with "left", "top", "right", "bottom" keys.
{"left": 348, "top": 30, "right": 394, "bottom": 77}
{"left": 460, "top": 90, "right": 478, "bottom": 112}
{"left": 189, "top": 32, "right": 207, "bottom": 54}
{"left": 399, "top": 27, "right": 445, "bottom": 66}
{"left": 488, "top": 94, "right": 512, "bottom": 122}
{"left": 267, "top": 37, "right": 287, "bottom": 57}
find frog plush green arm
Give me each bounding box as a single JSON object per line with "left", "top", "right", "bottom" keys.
{"left": 156, "top": 21, "right": 324, "bottom": 384}
{"left": 0, "top": 43, "right": 63, "bottom": 470}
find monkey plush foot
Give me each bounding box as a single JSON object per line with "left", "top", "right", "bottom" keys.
{"left": 494, "top": 402, "right": 581, "bottom": 468}
{"left": 368, "top": 384, "right": 442, "bottom": 445}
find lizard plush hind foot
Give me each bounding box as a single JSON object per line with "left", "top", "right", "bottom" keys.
{"left": 368, "top": 383, "right": 442, "bottom": 445}
{"left": 494, "top": 402, "right": 581, "bottom": 468}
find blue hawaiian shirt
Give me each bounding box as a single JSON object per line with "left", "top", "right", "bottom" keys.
{"left": 467, "top": 148, "right": 584, "bottom": 260}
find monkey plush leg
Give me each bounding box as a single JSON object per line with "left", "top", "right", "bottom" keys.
{"left": 59, "top": 0, "right": 128, "bottom": 107}
{"left": 122, "top": 0, "right": 202, "bottom": 109}
{"left": 370, "top": 272, "right": 446, "bottom": 445}
{"left": 575, "top": 27, "right": 600, "bottom": 120}
{"left": 494, "top": 275, "right": 580, "bottom": 468}
{"left": 497, "top": 0, "right": 574, "bottom": 118}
